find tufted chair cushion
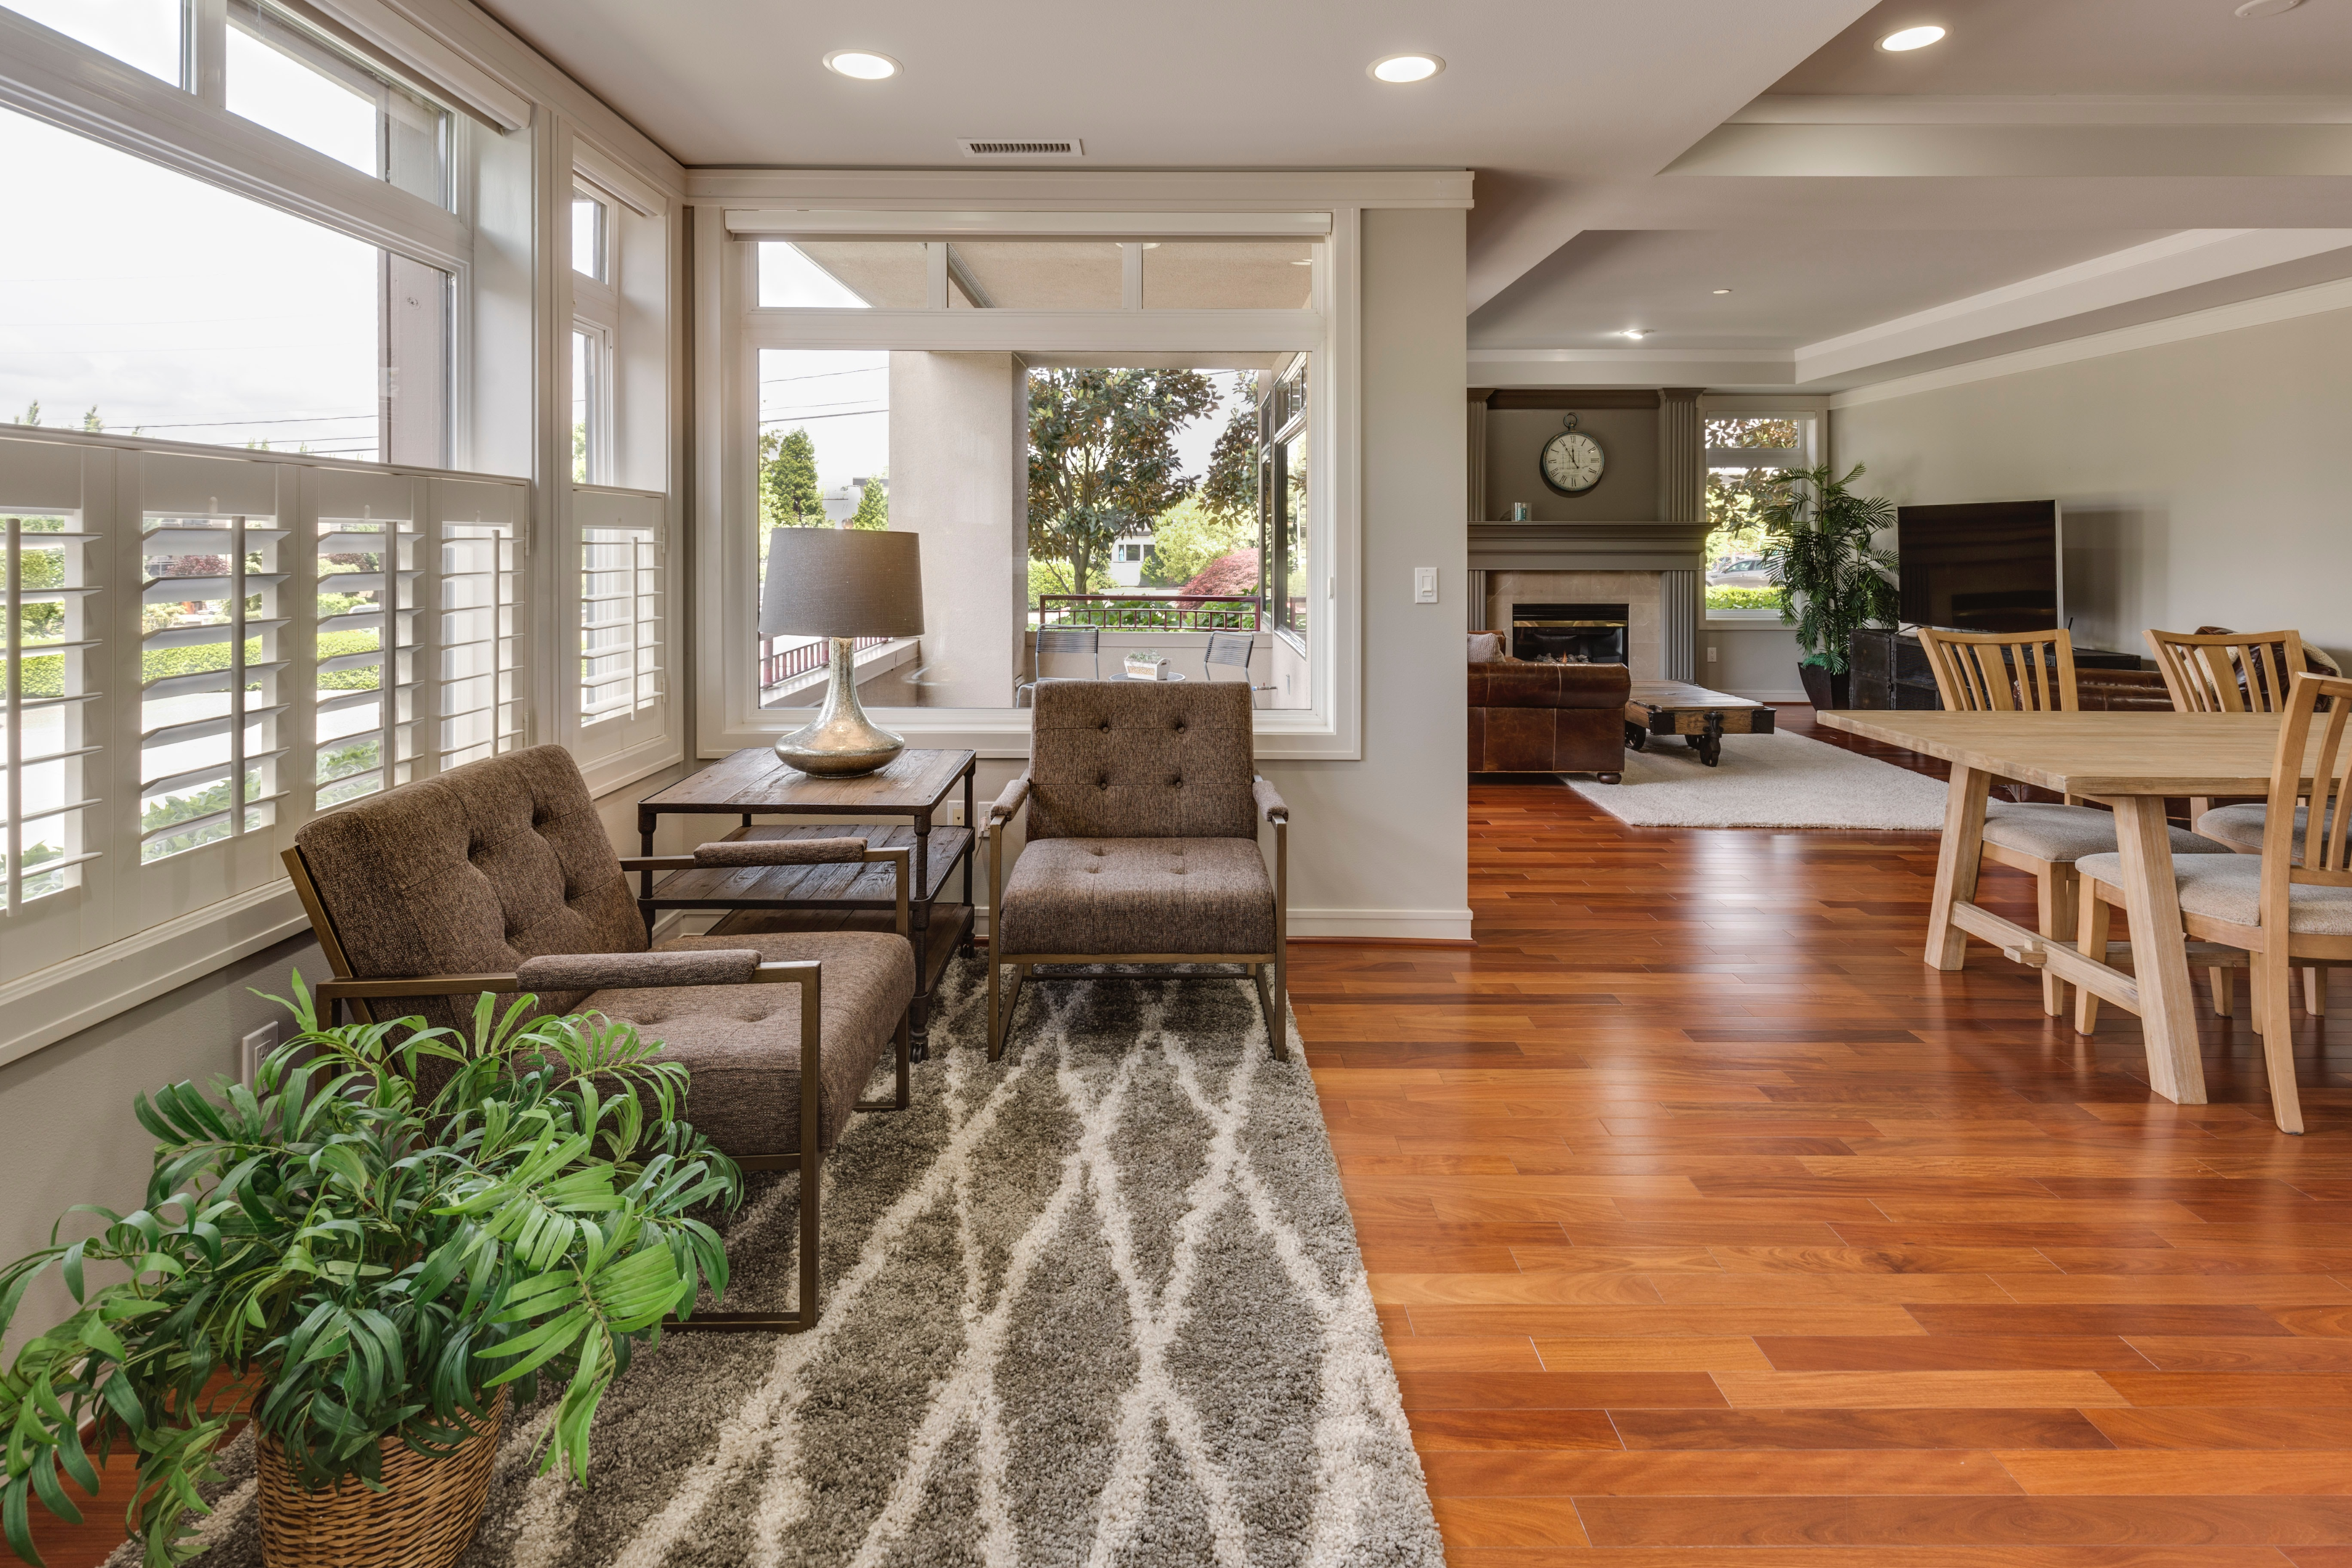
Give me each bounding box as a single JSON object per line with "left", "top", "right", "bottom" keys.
{"left": 1026, "top": 680, "right": 1257, "bottom": 841}
{"left": 294, "top": 744, "right": 647, "bottom": 1034}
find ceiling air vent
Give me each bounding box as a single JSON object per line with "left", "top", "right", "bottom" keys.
{"left": 957, "top": 138, "right": 1084, "bottom": 159}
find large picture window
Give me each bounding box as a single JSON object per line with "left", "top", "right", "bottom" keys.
{"left": 714, "top": 214, "right": 1334, "bottom": 745}
{"left": 0, "top": 102, "right": 449, "bottom": 466}
{"left": 1703, "top": 412, "right": 1816, "bottom": 621}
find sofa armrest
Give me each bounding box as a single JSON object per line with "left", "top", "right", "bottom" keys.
{"left": 516, "top": 949, "right": 764, "bottom": 991}
{"left": 989, "top": 773, "right": 1032, "bottom": 827}
{"left": 1252, "top": 775, "right": 1289, "bottom": 825}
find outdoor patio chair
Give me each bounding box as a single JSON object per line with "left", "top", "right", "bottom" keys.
{"left": 1016, "top": 625, "right": 1102, "bottom": 706}
{"left": 1201, "top": 631, "right": 1280, "bottom": 702}
{"left": 282, "top": 743, "right": 916, "bottom": 1334}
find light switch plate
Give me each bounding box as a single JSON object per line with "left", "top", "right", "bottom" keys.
{"left": 1413, "top": 566, "right": 1438, "bottom": 604}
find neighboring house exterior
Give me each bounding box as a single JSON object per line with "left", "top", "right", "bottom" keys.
{"left": 1105, "top": 528, "right": 1153, "bottom": 587}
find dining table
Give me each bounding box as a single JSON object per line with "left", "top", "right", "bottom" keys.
{"left": 1814, "top": 709, "right": 2316, "bottom": 1106}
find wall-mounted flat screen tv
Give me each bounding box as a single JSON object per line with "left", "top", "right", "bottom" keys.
{"left": 1897, "top": 500, "right": 2062, "bottom": 634}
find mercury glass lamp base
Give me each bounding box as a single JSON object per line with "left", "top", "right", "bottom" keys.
{"left": 772, "top": 636, "right": 905, "bottom": 777}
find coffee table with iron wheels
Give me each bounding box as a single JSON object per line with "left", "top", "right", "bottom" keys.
{"left": 1623, "top": 681, "right": 1776, "bottom": 768}
{"left": 637, "top": 748, "right": 976, "bottom": 1060}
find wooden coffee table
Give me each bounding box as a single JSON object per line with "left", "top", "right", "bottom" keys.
{"left": 637, "top": 748, "right": 976, "bottom": 1058}
{"left": 1624, "top": 681, "right": 1776, "bottom": 767}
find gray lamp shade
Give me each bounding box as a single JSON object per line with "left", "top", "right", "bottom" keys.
{"left": 759, "top": 527, "right": 925, "bottom": 639}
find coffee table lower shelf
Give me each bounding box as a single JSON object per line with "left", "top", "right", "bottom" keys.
{"left": 706, "top": 902, "right": 974, "bottom": 1059}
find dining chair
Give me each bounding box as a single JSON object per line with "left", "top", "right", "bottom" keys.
{"left": 2145, "top": 626, "right": 2327, "bottom": 1018}
{"left": 2073, "top": 669, "right": 2352, "bottom": 1135}
{"left": 1917, "top": 626, "right": 2233, "bottom": 1021}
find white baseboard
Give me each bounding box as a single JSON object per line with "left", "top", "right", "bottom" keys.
{"left": 1288, "top": 907, "right": 1474, "bottom": 942}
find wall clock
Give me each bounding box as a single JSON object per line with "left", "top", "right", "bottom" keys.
{"left": 1540, "top": 414, "right": 1605, "bottom": 496}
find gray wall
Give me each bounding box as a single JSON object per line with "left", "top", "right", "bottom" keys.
{"left": 1833, "top": 303, "right": 2352, "bottom": 670}
{"left": 1482, "top": 405, "right": 1659, "bottom": 523}
{"left": 1, "top": 934, "right": 323, "bottom": 1354}
{"left": 1702, "top": 621, "right": 1808, "bottom": 702}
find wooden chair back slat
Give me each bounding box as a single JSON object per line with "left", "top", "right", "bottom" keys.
{"left": 2147, "top": 628, "right": 2307, "bottom": 715}
{"left": 2266, "top": 674, "right": 2352, "bottom": 900}
{"left": 1917, "top": 627, "right": 2078, "bottom": 714}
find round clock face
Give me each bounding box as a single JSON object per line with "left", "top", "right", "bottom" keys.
{"left": 1541, "top": 430, "right": 1605, "bottom": 495}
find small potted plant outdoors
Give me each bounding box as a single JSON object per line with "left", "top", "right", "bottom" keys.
{"left": 1757, "top": 461, "right": 1899, "bottom": 711}
{"left": 0, "top": 979, "right": 740, "bottom": 1568}
{"left": 1123, "top": 648, "right": 1169, "bottom": 681}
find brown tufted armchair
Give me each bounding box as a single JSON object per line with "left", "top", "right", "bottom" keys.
{"left": 986, "top": 681, "right": 1289, "bottom": 1061}
{"left": 282, "top": 744, "right": 916, "bottom": 1333}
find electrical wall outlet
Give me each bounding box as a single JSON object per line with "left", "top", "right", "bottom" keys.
{"left": 240, "top": 1023, "right": 277, "bottom": 1087}
{"left": 1707, "top": 644, "right": 1719, "bottom": 663}
{"left": 947, "top": 801, "right": 965, "bottom": 827}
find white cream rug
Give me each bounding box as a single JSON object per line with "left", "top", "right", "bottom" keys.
{"left": 1567, "top": 730, "right": 1949, "bottom": 829}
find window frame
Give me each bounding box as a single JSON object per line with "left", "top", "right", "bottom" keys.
{"left": 1696, "top": 396, "right": 1826, "bottom": 626}
{"left": 693, "top": 193, "right": 1364, "bottom": 762}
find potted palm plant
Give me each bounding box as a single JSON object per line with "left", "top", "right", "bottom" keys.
{"left": 1757, "top": 462, "right": 1899, "bottom": 711}
{"left": 0, "top": 979, "right": 740, "bottom": 1568}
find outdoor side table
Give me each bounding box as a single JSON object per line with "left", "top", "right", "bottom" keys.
{"left": 637, "top": 748, "right": 977, "bottom": 1058}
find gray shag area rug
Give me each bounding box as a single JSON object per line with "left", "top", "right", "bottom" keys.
{"left": 118, "top": 957, "right": 1442, "bottom": 1568}
{"left": 1568, "top": 729, "right": 1949, "bottom": 828}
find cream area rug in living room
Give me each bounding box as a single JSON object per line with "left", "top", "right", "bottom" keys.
{"left": 121, "top": 959, "right": 1445, "bottom": 1568}
{"left": 1567, "top": 730, "right": 1950, "bottom": 829}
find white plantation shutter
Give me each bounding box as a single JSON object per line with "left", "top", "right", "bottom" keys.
{"left": 0, "top": 433, "right": 530, "bottom": 994}
{"left": 564, "top": 484, "right": 674, "bottom": 788}
{"left": 431, "top": 478, "right": 526, "bottom": 769}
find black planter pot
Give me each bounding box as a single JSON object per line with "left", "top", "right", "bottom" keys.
{"left": 1798, "top": 663, "right": 1850, "bottom": 711}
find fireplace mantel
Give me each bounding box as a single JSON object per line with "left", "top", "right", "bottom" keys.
{"left": 1468, "top": 519, "right": 1709, "bottom": 573}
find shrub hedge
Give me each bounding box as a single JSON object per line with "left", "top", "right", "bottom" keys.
{"left": 18, "top": 631, "right": 385, "bottom": 699}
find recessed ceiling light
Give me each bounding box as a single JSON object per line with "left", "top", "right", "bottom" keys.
{"left": 1877, "top": 24, "right": 1947, "bottom": 51}
{"left": 1368, "top": 54, "right": 1443, "bottom": 83}
{"left": 2235, "top": 0, "right": 2302, "bottom": 16}
{"left": 1712, "top": 288, "right": 1733, "bottom": 295}
{"left": 824, "top": 49, "right": 900, "bottom": 80}
{"left": 1619, "top": 329, "right": 1649, "bottom": 339}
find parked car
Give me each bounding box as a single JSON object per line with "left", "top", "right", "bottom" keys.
{"left": 1707, "top": 555, "right": 1773, "bottom": 588}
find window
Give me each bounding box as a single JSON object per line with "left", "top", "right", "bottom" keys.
{"left": 7, "top": 0, "right": 180, "bottom": 84}
{"left": 571, "top": 193, "right": 608, "bottom": 282}
{"left": 224, "top": 1, "right": 449, "bottom": 206}
{"left": 313, "top": 503, "right": 416, "bottom": 810}
{"left": 436, "top": 515, "right": 521, "bottom": 770}
{"left": 0, "top": 104, "right": 449, "bottom": 466}
{"left": 575, "top": 490, "right": 663, "bottom": 735}
{"left": 3, "top": 508, "right": 99, "bottom": 910}
{"left": 711, "top": 203, "right": 1339, "bottom": 755}
{"left": 1704, "top": 412, "right": 1816, "bottom": 619}
{"left": 569, "top": 184, "right": 621, "bottom": 485}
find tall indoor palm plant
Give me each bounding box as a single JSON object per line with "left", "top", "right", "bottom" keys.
{"left": 1758, "top": 462, "right": 1898, "bottom": 709}
{"left": 0, "top": 980, "right": 741, "bottom": 1567}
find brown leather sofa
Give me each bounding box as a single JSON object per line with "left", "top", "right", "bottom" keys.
{"left": 1469, "top": 659, "right": 1630, "bottom": 780}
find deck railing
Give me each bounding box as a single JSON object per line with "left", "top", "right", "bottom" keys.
{"left": 1034, "top": 594, "right": 1260, "bottom": 632}
{"left": 759, "top": 634, "right": 891, "bottom": 690}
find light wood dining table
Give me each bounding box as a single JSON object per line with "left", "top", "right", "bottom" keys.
{"left": 1815, "top": 710, "right": 2316, "bottom": 1106}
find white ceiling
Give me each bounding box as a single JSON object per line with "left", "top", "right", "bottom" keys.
{"left": 481, "top": 0, "right": 2352, "bottom": 392}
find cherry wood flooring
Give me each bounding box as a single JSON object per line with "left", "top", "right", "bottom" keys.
{"left": 1295, "top": 711, "right": 2352, "bottom": 1568}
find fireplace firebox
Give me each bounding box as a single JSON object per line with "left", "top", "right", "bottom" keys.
{"left": 1511, "top": 603, "right": 1628, "bottom": 665}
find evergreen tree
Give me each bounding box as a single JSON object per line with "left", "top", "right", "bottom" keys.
{"left": 759, "top": 426, "right": 825, "bottom": 527}
{"left": 849, "top": 472, "right": 888, "bottom": 530}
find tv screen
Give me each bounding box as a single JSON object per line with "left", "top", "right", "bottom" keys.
{"left": 1897, "top": 500, "right": 2061, "bottom": 634}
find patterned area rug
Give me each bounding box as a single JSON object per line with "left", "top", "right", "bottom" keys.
{"left": 1567, "top": 730, "right": 1950, "bottom": 828}
{"left": 124, "top": 958, "right": 1442, "bottom": 1568}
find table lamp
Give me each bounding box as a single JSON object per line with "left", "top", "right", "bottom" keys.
{"left": 759, "top": 527, "right": 924, "bottom": 775}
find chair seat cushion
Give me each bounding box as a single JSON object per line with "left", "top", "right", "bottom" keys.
{"left": 997, "top": 837, "right": 1274, "bottom": 957}
{"left": 579, "top": 931, "right": 913, "bottom": 1158}
{"left": 2195, "top": 802, "right": 2335, "bottom": 854}
{"left": 1981, "top": 801, "right": 2231, "bottom": 864}
{"left": 2075, "top": 852, "right": 2352, "bottom": 936}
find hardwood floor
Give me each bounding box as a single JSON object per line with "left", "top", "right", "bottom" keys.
{"left": 1296, "top": 710, "right": 2352, "bottom": 1567}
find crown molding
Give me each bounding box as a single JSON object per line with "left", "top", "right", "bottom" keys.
{"left": 685, "top": 168, "right": 1474, "bottom": 209}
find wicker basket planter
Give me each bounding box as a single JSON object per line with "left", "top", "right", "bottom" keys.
{"left": 255, "top": 1389, "right": 506, "bottom": 1568}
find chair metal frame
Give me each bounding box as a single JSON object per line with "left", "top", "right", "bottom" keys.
{"left": 1201, "top": 631, "right": 1279, "bottom": 698}
{"left": 279, "top": 840, "right": 915, "bottom": 1335}
{"left": 1017, "top": 625, "right": 1102, "bottom": 704}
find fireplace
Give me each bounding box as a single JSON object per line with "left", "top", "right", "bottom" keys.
{"left": 1511, "top": 603, "right": 1628, "bottom": 664}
